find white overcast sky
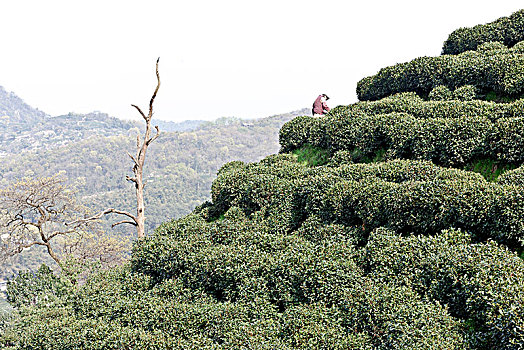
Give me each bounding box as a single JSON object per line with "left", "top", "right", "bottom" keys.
{"left": 0, "top": 1, "right": 523, "bottom": 122}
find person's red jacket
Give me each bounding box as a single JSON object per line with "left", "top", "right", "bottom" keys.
{"left": 312, "top": 95, "right": 330, "bottom": 115}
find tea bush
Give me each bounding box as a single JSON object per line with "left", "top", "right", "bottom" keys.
{"left": 206, "top": 154, "right": 524, "bottom": 248}
{"left": 442, "top": 9, "right": 524, "bottom": 54}
{"left": 7, "top": 265, "right": 73, "bottom": 309}
{"left": 345, "top": 92, "right": 524, "bottom": 121}
{"left": 498, "top": 164, "right": 524, "bottom": 186}
{"left": 356, "top": 47, "right": 524, "bottom": 101}
{"left": 280, "top": 110, "right": 524, "bottom": 166}
{"left": 329, "top": 176, "right": 524, "bottom": 247}
{"left": 428, "top": 85, "right": 453, "bottom": 101}
{"left": 363, "top": 228, "right": 524, "bottom": 348}
{"left": 453, "top": 85, "right": 477, "bottom": 101}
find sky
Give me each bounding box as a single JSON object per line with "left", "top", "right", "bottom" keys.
{"left": 0, "top": 1, "right": 523, "bottom": 122}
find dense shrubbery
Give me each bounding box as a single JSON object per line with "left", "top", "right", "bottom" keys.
{"left": 442, "top": 9, "right": 524, "bottom": 55}
{"left": 6, "top": 265, "right": 73, "bottom": 309}
{"left": 356, "top": 46, "right": 524, "bottom": 101}
{"left": 452, "top": 84, "right": 478, "bottom": 101}
{"left": 428, "top": 85, "right": 477, "bottom": 101}
{"left": 428, "top": 85, "right": 453, "bottom": 101}
{"left": 4, "top": 10, "right": 524, "bottom": 350}
{"left": 344, "top": 92, "right": 524, "bottom": 121}
{"left": 209, "top": 155, "right": 524, "bottom": 248}
{"left": 363, "top": 228, "right": 524, "bottom": 349}
{"left": 4, "top": 179, "right": 524, "bottom": 348}
{"left": 127, "top": 214, "right": 474, "bottom": 348}
{"left": 498, "top": 164, "right": 524, "bottom": 186}
{"left": 280, "top": 111, "right": 524, "bottom": 166}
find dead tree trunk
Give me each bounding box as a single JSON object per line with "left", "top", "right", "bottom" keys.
{"left": 93, "top": 58, "right": 161, "bottom": 239}
{"left": 127, "top": 58, "right": 161, "bottom": 239}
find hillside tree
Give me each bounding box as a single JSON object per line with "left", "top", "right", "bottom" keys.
{"left": 0, "top": 175, "right": 126, "bottom": 267}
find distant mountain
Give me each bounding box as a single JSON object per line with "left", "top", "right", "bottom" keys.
{"left": 154, "top": 119, "right": 206, "bottom": 132}
{"left": 0, "top": 86, "right": 144, "bottom": 155}
{"left": 0, "top": 110, "right": 140, "bottom": 156}
{"left": 0, "top": 86, "right": 46, "bottom": 124}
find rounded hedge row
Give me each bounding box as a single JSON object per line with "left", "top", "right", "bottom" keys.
{"left": 280, "top": 113, "right": 524, "bottom": 166}
{"left": 5, "top": 156, "right": 524, "bottom": 348}
{"left": 363, "top": 228, "right": 524, "bottom": 349}
{"left": 130, "top": 193, "right": 523, "bottom": 348}
{"left": 130, "top": 212, "right": 469, "bottom": 349}
{"left": 356, "top": 47, "right": 524, "bottom": 101}
{"left": 427, "top": 85, "right": 478, "bottom": 101}
{"left": 6, "top": 214, "right": 524, "bottom": 348}
{"left": 340, "top": 92, "right": 524, "bottom": 122}
{"left": 329, "top": 177, "right": 524, "bottom": 246}
{"left": 442, "top": 9, "right": 524, "bottom": 55}
{"left": 498, "top": 164, "right": 524, "bottom": 186}
{"left": 209, "top": 155, "right": 524, "bottom": 249}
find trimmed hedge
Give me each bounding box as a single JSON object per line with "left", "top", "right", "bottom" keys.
{"left": 341, "top": 92, "right": 524, "bottom": 122}
{"left": 208, "top": 155, "right": 524, "bottom": 248}
{"left": 328, "top": 176, "right": 524, "bottom": 246}
{"left": 442, "top": 10, "right": 524, "bottom": 55}
{"left": 498, "top": 164, "right": 524, "bottom": 186}
{"left": 5, "top": 158, "right": 524, "bottom": 348}
{"left": 280, "top": 111, "right": 524, "bottom": 166}
{"left": 131, "top": 212, "right": 468, "bottom": 349}
{"left": 428, "top": 85, "right": 477, "bottom": 101}
{"left": 453, "top": 84, "right": 477, "bottom": 101}
{"left": 356, "top": 47, "right": 524, "bottom": 101}
{"left": 364, "top": 228, "right": 524, "bottom": 349}
{"left": 428, "top": 85, "right": 453, "bottom": 101}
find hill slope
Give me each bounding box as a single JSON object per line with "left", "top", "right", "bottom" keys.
{"left": 2, "top": 10, "right": 524, "bottom": 350}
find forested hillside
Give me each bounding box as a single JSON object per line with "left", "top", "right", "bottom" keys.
{"left": 2, "top": 10, "right": 524, "bottom": 349}
{"left": 0, "top": 110, "right": 305, "bottom": 279}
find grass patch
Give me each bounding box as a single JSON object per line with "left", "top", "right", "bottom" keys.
{"left": 292, "top": 144, "right": 330, "bottom": 167}
{"left": 208, "top": 213, "right": 226, "bottom": 222}
{"left": 372, "top": 148, "right": 387, "bottom": 163}
{"left": 483, "top": 90, "right": 524, "bottom": 103}
{"left": 349, "top": 147, "right": 387, "bottom": 164}
{"left": 465, "top": 158, "right": 518, "bottom": 182}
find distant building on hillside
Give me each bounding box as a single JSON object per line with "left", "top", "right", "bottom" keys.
{"left": 0, "top": 280, "right": 7, "bottom": 293}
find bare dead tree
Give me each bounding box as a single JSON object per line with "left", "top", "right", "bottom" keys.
{"left": 88, "top": 58, "right": 161, "bottom": 239}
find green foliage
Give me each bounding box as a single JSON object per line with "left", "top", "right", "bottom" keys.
{"left": 497, "top": 164, "right": 524, "bottom": 186}
{"left": 292, "top": 144, "right": 330, "bottom": 166}
{"left": 4, "top": 152, "right": 524, "bottom": 349}
{"left": 491, "top": 117, "right": 524, "bottom": 163}
{"left": 363, "top": 228, "right": 524, "bottom": 348}
{"left": 207, "top": 155, "right": 524, "bottom": 248}
{"left": 453, "top": 85, "right": 477, "bottom": 101}
{"left": 428, "top": 85, "right": 453, "bottom": 101}
{"left": 6, "top": 265, "right": 73, "bottom": 309}
{"left": 343, "top": 91, "right": 524, "bottom": 121}
{"left": 476, "top": 41, "right": 508, "bottom": 52}
{"left": 442, "top": 10, "right": 524, "bottom": 54}
{"left": 356, "top": 45, "right": 524, "bottom": 101}
{"left": 278, "top": 115, "right": 328, "bottom": 153}
{"left": 281, "top": 98, "right": 524, "bottom": 167}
